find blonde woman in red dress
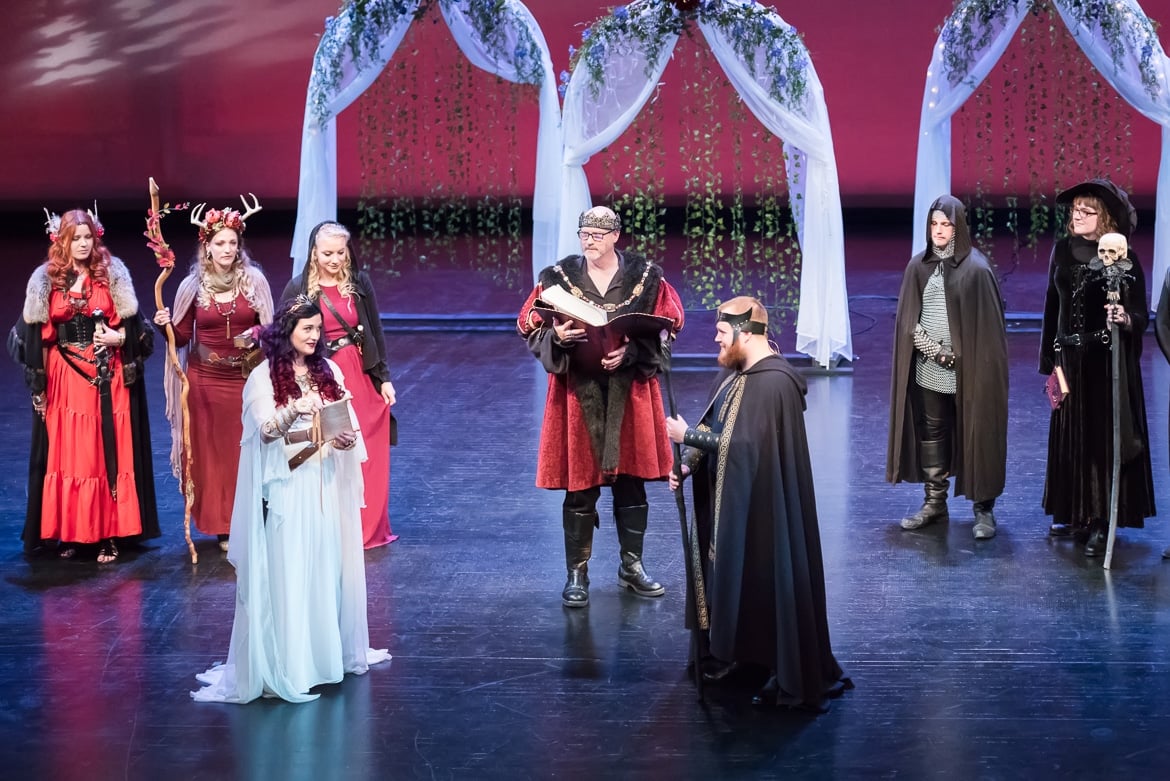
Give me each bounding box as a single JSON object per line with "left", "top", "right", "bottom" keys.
{"left": 281, "top": 221, "right": 397, "bottom": 548}
{"left": 17, "top": 209, "right": 159, "bottom": 562}
{"left": 155, "top": 200, "right": 273, "bottom": 552}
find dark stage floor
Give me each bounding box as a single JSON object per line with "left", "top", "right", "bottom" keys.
{"left": 2, "top": 227, "right": 1170, "bottom": 779}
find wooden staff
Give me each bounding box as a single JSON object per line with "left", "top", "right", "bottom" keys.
{"left": 145, "top": 178, "right": 197, "bottom": 564}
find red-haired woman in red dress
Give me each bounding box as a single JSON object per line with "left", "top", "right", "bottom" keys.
{"left": 16, "top": 209, "right": 159, "bottom": 562}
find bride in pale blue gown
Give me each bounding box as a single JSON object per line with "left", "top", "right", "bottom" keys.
{"left": 192, "top": 295, "right": 390, "bottom": 704}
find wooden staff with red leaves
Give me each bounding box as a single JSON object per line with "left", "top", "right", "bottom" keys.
{"left": 145, "top": 178, "right": 197, "bottom": 563}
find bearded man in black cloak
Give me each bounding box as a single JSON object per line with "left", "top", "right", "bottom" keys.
{"left": 666, "top": 297, "right": 850, "bottom": 713}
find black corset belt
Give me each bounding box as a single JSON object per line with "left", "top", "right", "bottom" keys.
{"left": 1055, "top": 329, "right": 1110, "bottom": 350}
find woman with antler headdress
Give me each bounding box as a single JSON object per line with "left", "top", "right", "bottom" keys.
{"left": 15, "top": 207, "right": 159, "bottom": 562}
{"left": 154, "top": 196, "right": 273, "bottom": 552}
{"left": 191, "top": 295, "right": 389, "bottom": 703}
{"left": 1039, "top": 179, "right": 1155, "bottom": 557}
{"left": 281, "top": 221, "right": 397, "bottom": 548}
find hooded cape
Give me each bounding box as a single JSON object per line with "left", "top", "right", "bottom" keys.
{"left": 886, "top": 195, "right": 1009, "bottom": 502}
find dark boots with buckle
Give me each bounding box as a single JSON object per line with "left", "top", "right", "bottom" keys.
{"left": 562, "top": 510, "right": 596, "bottom": 607}
{"left": 615, "top": 505, "right": 665, "bottom": 597}
{"left": 972, "top": 498, "right": 997, "bottom": 540}
{"left": 901, "top": 439, "right": 950, "bottom": 530}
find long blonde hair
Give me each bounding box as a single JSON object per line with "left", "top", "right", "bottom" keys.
{"left": 306, "top": 221, "right": 358, "bottom": 299}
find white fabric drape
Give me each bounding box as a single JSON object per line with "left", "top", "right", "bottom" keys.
{"left": 559, "top": 3, "right": 680, "bottom": 258}
{"left": 912, "top": 0, "right": 1032, "bottom": 256}
{"left": 293, "top": 4, "right": 420, "bottom": 273}
{"left": 1052, "top": 0, "right": 1170, "bottom": 307}
{"left": 293, "top": 1, "right": 560, "bottom": 281}
{"left": 699, "top": 8, "right": 851, "bottom": 366}
{"left": 913, "top": 0, "right": 1170, "bottom": 305}
{"left": 560, "top": 0, "right": 851, "bottom": 366}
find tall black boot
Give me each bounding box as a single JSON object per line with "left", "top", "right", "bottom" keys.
{"left": 562, "top": 510, "right": 596, "bottom": 607}
{"left": 901, "top": 439, "right": 950, "bottom": 530}
{"left": 614, "top": 505, "right": 665, "bottom": 597}
{"left": 972, "top": 498, "right": 997, "bottom": 540}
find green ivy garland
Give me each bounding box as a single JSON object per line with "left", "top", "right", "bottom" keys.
{"left": 940, "top": 0, "right": 1162, "bottom": 99}
{"left": 566, "top": 0, "right": 810, "bottom": 111}
{"left": 311, "top": 0, "right": 543, "bottom": 125}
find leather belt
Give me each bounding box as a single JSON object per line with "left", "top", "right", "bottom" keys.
{"left": 287, "top": 443, "right": 320, "bottom": 471}
{"left": 193, "top": 343, "right": 246, "bottom": 367}
{"left": 1054, "top": 330, "right": 1109, "bottom": 350}
{"left": 327, "top": 335, "right": 356, "bottom": 352}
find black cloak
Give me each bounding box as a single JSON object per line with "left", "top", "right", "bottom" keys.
{"left": 687, "top": 354, "right": 847, "bottom": 708}
{"left": 886, "top": 195, "right": 1009, "bottom": 502}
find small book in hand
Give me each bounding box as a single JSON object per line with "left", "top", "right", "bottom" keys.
{"left": 1045, "top": 366, "right": 1069, "bottom": 410}
{"left": 316, "top": 397, "right": 357, "bottom": 441}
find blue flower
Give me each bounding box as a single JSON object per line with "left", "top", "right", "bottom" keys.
{"left": 514, "top": 46, "right": 528, "bottom": 59}
{"left": 568, "top": 45, "right": 576, "bottom": 58}
{"left": 559, "top": 70, "right": 570, "bottom": 84}
{"left": 583, "top": 27, "right": 592, "bottom": 42}
{"left": 769, "top": 47, "right": 783, "bottom": 60}
{"left": 614, "top": 6, "right": 628, "bottom": 20}
{"left": 792, "top": 55, "right": 807, "bottom": 72}
{"left": 558, "top": 83, "right": 568, "bottom": 98}
{"left": 777, "top": 74, "right": 788, "bottom": 88}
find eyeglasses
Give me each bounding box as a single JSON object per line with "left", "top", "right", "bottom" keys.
{"left": 1071, "top": 206, "right": 1099, "bottom": 219}
{"left": 577, "top": 230, "right": 613, "bottom": 242}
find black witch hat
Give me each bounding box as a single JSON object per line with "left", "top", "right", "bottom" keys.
{"left": 1056, "top": 178, "right": 1138, "bottom": 236}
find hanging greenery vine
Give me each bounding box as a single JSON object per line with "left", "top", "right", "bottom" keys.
{"left": 573, "top": 0, "right": 805, "bottom": 316}
{"left": 354, "top": 1, "right": 532, "bottom": 286}
{"left": 951, "top": 0, "right": 1140, "bottom": 267}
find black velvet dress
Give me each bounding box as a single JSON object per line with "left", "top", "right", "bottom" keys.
{"left": 1038, "top": 236, "right": 1155, "bottom": 529}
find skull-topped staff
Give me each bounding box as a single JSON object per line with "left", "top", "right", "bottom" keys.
{"left": 1090, "top": 232, "right": 1133, "bottom": 570}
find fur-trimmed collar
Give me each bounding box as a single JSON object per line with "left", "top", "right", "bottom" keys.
{"left": 539, "top": 251, "right": 662, "bottom": 316}
{"left": 23, "top": 257, "right": 139, "bottom": 323}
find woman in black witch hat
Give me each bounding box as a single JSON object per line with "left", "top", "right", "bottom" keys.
{"left": 1038, "top": 179, "right": 1155, "bottom": 556}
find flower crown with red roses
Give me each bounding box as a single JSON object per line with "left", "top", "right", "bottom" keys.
{"left": 43, "top": 203, "right": 104, "bottom": 243}
{"left": 190, "top": 194, "right": 262, "bottom": 243}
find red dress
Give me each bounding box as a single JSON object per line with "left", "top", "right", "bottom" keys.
{"left": 320, "top": 285, "right": 395, "bottom": 548}
{"left": 173, "top": 293, "right": 261, "bottom": 536}
{"left": 40, "top": 282, "right": 142, "bottom": 543}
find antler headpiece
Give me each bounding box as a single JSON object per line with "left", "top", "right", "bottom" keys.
{"left": 190, "top": 193, "right": 262, "bottom": 242}
{"left": 44, "top": 202, "right": 104, "bottom": 243}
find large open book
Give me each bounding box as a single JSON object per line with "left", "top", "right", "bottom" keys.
{"left": 533, "top": 286, "right": 674, "bottom": 374}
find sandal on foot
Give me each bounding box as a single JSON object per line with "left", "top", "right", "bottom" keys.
{"left": 58, "top": 544, "right": 78, "bottom": 560}
{"left": 97, "top": 539, "right": 119, "bottom": 564}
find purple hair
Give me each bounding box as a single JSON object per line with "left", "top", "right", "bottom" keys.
{"left": 261, "top": 296, "right": 343, "bottom": 406}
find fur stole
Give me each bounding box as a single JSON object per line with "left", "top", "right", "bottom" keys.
{"left": 23, "top": 256, "right": 139, "bottom": 324}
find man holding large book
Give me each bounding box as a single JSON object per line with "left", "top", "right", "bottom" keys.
{"left": 518, "top": 207, "right": 684, "bottom": 608}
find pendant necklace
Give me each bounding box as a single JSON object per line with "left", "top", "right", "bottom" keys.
{"left": 212, "top": 290, "right": 238, "bottom": 338}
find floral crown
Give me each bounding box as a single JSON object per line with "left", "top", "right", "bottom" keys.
{"left": 43, "top": 203, "right": 104, "bottom": 243}
{"left": 578, "top": 210, "right": 621, "bottom": 231}
{"left": 286, "top": 293, "right": 317, "bottom": 318}
{"left": 191, "top": 194, "right": 262, "bottom": 242}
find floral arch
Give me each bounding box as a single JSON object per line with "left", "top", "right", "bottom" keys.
{"left": 913, "top": 0, "right": 1170, "bottom": 302}
{"left": 560, "top": 0, "right": 851, "bottom": 367}
{"left": 292, "top": 0, "right": 561, "bottom": 279}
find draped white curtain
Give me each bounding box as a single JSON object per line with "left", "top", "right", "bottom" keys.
{"left": 293, "top": 0, "right": 561, "bottom": 280}
{"left": 560, "top": 0, "right": 851, "bottom": 366}
{"left": 913, "top": 0, "right": 1170, "bottom": 306}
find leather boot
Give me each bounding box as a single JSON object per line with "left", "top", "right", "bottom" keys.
{"left": 972, "top": 499, "right": 997, "bottom": 540}
{"left": 614, "top": 505, "right": 665, "bottom": 597}
{"left": 901, "top": 439, "right": 950, "bottom": 530}
{"left": 562, "top": 510, "right": 596, "bottom": 607}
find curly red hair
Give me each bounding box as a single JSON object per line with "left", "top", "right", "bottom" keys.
{"left": 47, "top": 210, "right": 111, "bottom": 289}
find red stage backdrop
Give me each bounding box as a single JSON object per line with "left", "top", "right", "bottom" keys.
{"left": 1, "top": 1, "right": 1164, "bottom": 208}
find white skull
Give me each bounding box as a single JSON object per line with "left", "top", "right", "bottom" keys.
{"left": 1098, "top": 233, "right": 1128, "bottom": 266}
